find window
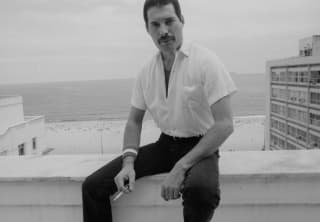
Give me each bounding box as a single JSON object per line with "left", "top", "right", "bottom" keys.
{"left": 299, "top": 71, "right": 309, "bottom": 83}
{"left": 271, "top": 88, "right": 278, "bottom": 98}
{"left": 288, "top": 125, "right": 296, "bottom": 138}
{"left": 309, "top": 134, "right": 320, "bottom": 149}
{"left": 32, "top": 138, "right": 37, "bottom": 150}
{"left": 310, "top": 92, "right": 320, "bottom": 105}
{"left": 280, "top": 71, "right": 286, "bottom": 82}
{"left": 296, "top": 128, "right": 307, "bottom": 142}
{"left": 272, "top": 103, "right": 287, "bottom": 117}
{"left": 18, "top": 144, "right": 25, "bottom": 156}
{"left": 273, "top": 88, "right": 287, "bottom": 100}
{"left": 271, "top": 71, "right": 280, "bottom": 81}
{"left": 287, "top": 71, "right": 294, "bottom": 82}
{"left": 280, "top": 89, "right": 287, "bottom": 100}
{"left": 271, "top": 134, "right": 285, "bottom": 149}
{"left": 310, "top": 71, "right": 320, "bottom": 84}
{"left": 271, "top": 118, "right": 286, "bottom": 133}
{"left": 294, "top": 71, "right": 299, "bottom": 82}
{"left": 298, "top": 110, "right": 307, "bottom": 123}
{"left": 298, "top": 91, "right": 307, "bottom": 104}
{"left": 310, "top": 113, "right": 320, "bottom": 127}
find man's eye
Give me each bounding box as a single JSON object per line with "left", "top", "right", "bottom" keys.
{"left": 151, "top": 23, "right": 160, "bottom": 27}
{"left": 166, "top": 20, "right": 174, "bottom": 25}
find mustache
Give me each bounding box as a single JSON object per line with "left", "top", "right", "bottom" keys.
{"left": 158, "top": 35, "right": 175, "bottom": 43}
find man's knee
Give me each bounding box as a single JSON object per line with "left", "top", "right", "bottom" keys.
{"left": 82, "top": 176, "right": 96, "bottom": 195}
{"left": 82, "top": 174, "right": 114, "bottom": 200}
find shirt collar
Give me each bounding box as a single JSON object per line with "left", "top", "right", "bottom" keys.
{"left": 179, "top": 42, "right": 190, "bottom": 57}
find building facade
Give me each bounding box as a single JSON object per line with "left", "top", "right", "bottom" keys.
{"left": 265, "top": 36, "right": 320, "bottom": 150}
{"left": 0, "top": 96, "right": 46, "bottom": 155}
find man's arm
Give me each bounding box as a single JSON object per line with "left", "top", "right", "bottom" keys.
{"left": 114, "top": 106, "right": 145, "bottom": 193}
{"left": 176, "top": 94, "right": 234, "bottom": 169}
{"left": 122, "top": 106, "right": 146, "bottom": 160}
{"left": 161, "top": 95, "right": 234, "bottom": 200}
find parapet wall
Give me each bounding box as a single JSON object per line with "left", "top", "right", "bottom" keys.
{"left": 0, "top": 150, "right": 320, "bottom": 222}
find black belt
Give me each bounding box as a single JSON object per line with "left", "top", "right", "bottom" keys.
{"left": 160, "top": 133, "right": 203, "bottom": 143}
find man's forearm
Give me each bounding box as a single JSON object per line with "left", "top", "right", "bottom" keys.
{"left": 123, "top": 119, "right": 142, "bottom": 150}
{"left": 122, "top": 120, "right": 142, "bottom": 166}
{"left": 176, "top": 120, "right": 234, "bottom": 170}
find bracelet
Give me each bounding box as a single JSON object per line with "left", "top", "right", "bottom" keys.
{"left": 122, "top": 148, "right": 138, "bottom": 160}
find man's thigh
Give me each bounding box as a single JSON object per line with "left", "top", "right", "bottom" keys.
{"left": 134, "top": 140, "right": 171, "bottom": 179}
{"left": 84, "top": 140, "right": 170, "bottom": 196}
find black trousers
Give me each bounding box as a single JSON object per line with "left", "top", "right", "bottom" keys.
{"left": 82, "top": 133, "right": 220, "bottom": 222}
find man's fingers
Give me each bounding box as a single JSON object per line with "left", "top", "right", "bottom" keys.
{"left": 114, "top": 174, "right": 127, "bottom": 192}
{"left": 166, "top": 187, "right": 172, "bottom": 201}
{"left": 128, "top": 174, "right": 135, "bottom": 192}
{"left": 169, "top": 188, "right": 177, "bottom": 200}
{"left": 161, "top": 186, "right": 169, "bottom": 201}
{"left": 161, "top": 186, "right": 181, "bottom": 201}
{"left": 161, "top": 186, "right": 165, "bottom": 200}
{"left": 173, "top": 188, "right": 180, "bottom": 199}
{"left": 120, "top": 177, "right": 129, "bottom": 192}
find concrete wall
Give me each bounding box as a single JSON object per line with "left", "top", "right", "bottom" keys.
{"left": 0, "top": 96, "right": 24, "bottom": 133}
{"left": 0, "top": 150, "right": 320, "bottom": 222}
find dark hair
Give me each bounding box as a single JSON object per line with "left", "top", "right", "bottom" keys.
{"left": 143, "top": 0, "right": 183, "bottom": 26}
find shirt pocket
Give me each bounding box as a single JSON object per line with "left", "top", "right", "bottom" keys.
{"left": 182, "top": 84, "right": 208, "bottom": 123}
{"left": 181, "top": 84, "right": 213, "bottom": 131}
{"left": 182, "top": 84, "right": 205, "bottom": 107}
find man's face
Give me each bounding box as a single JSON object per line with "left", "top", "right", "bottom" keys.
{"left": 146, "top": 4, "right": 184, "bottom": 54}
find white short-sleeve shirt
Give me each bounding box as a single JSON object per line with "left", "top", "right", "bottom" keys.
{"left": 131, "top": 42, "right": 237, "bottom": 137}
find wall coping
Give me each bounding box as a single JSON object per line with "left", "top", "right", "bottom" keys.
{"left": 0, "top": 115, "right": 44, "bottom": 137}
{"left": 0, "top": 150, "right": 320, "bottom": 182}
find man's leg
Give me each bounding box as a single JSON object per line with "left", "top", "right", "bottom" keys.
{"left": 82, "top": 155, "right": 122, "bottom": 222}
{"left": 82, "top": 139, "right": 171, "bottom": 222}
{"left": 181, "top": 152, "right": 220, "bottom": 222}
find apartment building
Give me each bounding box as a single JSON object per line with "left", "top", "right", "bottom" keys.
{"left": 265, "top": 35, "right": 320, "bottom": 150}
{"left": 0, "top": 95, "right": 46, "bottom": 155}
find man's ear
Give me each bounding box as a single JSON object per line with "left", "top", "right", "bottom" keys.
{"left": 180, "top": 15, "right": 185, "bottom": 24}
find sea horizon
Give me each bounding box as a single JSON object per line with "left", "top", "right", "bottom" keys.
{"left": 0, "top": 73, "right": 266, "bottom": 122}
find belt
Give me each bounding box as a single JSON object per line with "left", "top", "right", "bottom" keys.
{"left": 160, "top": 133, "right": 203, "bottom": 143}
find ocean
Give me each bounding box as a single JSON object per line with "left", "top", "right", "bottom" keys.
{"left": 0, "top": 74, "right": 266, "bottom": 122}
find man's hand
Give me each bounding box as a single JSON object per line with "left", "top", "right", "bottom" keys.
{"left": 161, "top": 162, "right": 187, "bottom": 201}
{"left": 114, "top": 164, "right": 136, "bottom": 193}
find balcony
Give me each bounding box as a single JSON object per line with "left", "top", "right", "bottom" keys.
{"left": 0, "top": 150, "right": 320, "bottom": 222}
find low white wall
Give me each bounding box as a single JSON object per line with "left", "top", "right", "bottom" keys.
{"left": 0, "top": 116, "right": 45, "bottom": 155}
{"left": 0, "top": 150, "right": 320, "bottom": 222}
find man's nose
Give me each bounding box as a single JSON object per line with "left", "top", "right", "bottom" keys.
{"left": 159, "top": 24, "right": 169, "bottom": 36}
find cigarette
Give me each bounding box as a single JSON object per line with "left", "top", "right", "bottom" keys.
{"left": 112, "top": 190, "right": 124, "bottom": 201}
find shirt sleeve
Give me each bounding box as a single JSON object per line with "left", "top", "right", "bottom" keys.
{"left": 201, "top": 52, "right": 237, "bottom": 106}
{"left": 130, "top": 73, "right": 147, "bottom": 110}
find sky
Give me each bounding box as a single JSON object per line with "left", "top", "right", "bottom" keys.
{"left": 0, "top": 0, "right": 319, "bottom": 85}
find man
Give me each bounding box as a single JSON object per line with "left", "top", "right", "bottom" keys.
{"left": 82, "top": 0, "right": 237, "bottom": 221}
